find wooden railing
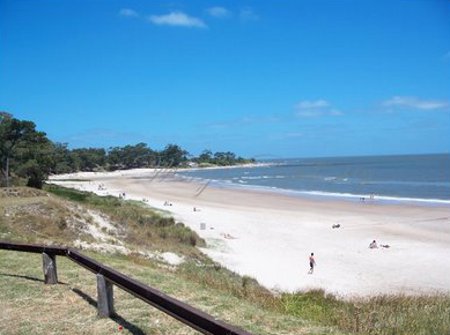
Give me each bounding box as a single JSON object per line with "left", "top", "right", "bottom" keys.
{"left": 0, "top": 241, "right": 252, "bottom": 335}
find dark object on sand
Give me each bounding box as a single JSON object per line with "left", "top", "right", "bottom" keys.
{"left": 332, "top": 224, "right": 341, "bottom": 229}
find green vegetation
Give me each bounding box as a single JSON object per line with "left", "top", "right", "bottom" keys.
{"left": 0, "top": 112, "right": 54, "bottom": 188}
{"left": 0, "top": 113, "right": 255, "bottom": 189}
{"left": 0, "top": 249, "right": 326, "bottom": 335}
{"left": 277, "top": 291, "right": 450, "bottom": 334}
{"left": 193, "top": 149, "right": 255, "bottom": 166}
{"left": 44, "top": 184, "right": 205, "bottom": 251}
{"left": 180, "top": 261, "right": 450, "bottom": 335}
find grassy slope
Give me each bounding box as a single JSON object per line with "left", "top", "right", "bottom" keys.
{"left": 1, "top": 186, "right": 449, "bottom": 335}
{"left": 0, "top": 251, "right": 328, "bottom": 335}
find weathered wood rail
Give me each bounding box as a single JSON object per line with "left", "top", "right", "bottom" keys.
{"left": 0, "top": 241, "right": 253, "bottom": 335}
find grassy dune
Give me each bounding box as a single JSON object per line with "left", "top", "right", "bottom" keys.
{"left": 1, "top": 186, "right": 449, "bottom": 334}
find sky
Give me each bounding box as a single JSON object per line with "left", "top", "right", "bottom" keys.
{"left": 1, "top": 0, "right": 449, "bottom": 159}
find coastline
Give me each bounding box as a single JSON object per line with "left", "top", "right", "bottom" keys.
{"left": 176, "top": 172, "right": 450, "bottom": 207}
{"left": 49, "top": 168, "right": 450, "bottom": 298}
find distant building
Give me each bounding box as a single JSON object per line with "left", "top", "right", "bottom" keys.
{"left": 187, "top": 161, "right": 199, "bottom": 168}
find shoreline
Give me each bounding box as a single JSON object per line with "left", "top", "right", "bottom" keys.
{"left": 49, "top": 168, "right": 450, "bottom": 298}
{"left": 175, "top": 172, "right": 450, "bottom": 207}
{"left": 52, "top": 165, "right": 450, "bottom": 207}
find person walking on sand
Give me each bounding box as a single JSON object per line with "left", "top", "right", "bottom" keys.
{"left": 308, "top": 252, "right": 316, "bottom": 274}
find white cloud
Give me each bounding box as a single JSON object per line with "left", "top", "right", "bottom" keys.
{"left": 294, "top": 99, "right": 342, "bottom": 118}
{"left": 206, "top": 6, "right": 231, "bottom": 18}
{"left": 383, "top": 96, "right": 449, "bottom": 110}
{"left": 295, "top": 100, "right": 330, "bottom": 110}
{"left": 240, "top": 7, "right": 258, "bottom": 21}
{"left": 119, "top": 8, "right": 139, "bottom": 17}
{"left": 148, "top": 11, "right": 207, "bottom": 28}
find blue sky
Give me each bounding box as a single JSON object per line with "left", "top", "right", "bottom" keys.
{"left": 1, "top": 0, "right": 449, "bottom": 159}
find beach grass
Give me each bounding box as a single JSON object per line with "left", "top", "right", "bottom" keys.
{"left": 44, "top": 184, "right": 206, "bottom": 251}
{"left": 281, "top": 291, "right": 450, "bottom": 335}
{"left": 178, "top": 259, "right": 450, "bottom": 334}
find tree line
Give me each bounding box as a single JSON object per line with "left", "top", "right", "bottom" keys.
{"left": 0, "top": 113, "right": 255, "bottom": 188}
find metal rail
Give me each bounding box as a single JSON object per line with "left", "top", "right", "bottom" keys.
{"left": 0, "top": 241, "right": 252, "bottom": 335}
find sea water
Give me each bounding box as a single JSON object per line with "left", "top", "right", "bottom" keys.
{"left": 178, "top": 154, "right": 450, "bottom": 205}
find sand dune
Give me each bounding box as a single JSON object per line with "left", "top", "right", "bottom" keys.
{"left": 50, "top": 168, "right": 450, "bottom": 298}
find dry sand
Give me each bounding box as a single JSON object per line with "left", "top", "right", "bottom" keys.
{"left": 50, "top": 168, "right": 450, "bottom": 298}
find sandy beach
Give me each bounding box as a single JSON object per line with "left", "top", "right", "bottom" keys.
{"left": 49, "top": 168, "right": 450, "bottom": 298}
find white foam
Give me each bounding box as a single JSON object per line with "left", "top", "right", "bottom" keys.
{"left": 203, "top": 179, "right": 450, "bottom": 206}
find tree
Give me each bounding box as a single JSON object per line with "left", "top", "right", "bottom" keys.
{"left": 213, "top": 151, "right": 236, "bottom": 166}
{"left": 197, "top": 149, "right": 213, "bottom": 164}
{"left": 0, "top": 114, "right": 45, "bottom": 187}
{"left": 71, "top": 148, "right": 106, "bottom": 171}
{"left": 50, "top": 143, "right": 74, "bottom": 174}
{"left": 11, "top": 124, "right": 54, "bottom": 188}
{"left": 107, "top": 143, "right": 155, "bottom": 170}
{"left": 159, "top": 144, "right": 188, "bottom": 167}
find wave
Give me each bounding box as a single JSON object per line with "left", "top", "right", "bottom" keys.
{"left": 358, "top": 180, "right": 450, "bottom": 187}
{"left": 241, "top": 175, "right": 285, "bottom": 180}
{"left": 175, "top": 160, "right": 450, "bottom": 205}
{"left": 202, "top": 179, "right": 450, "bottom": 206}
{"left": 298, "top": 190, "right": 450, "bottom": 205}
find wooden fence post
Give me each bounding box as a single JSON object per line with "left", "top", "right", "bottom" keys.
{"left": 42, "top": 252, "right": 58, "bottom": 284}
{"left": 97, "top": 274, "right": 114, "bottom": 317}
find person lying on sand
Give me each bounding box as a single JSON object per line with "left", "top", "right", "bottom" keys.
{"left": 221, "top": 233, "right": 236, "bottom": 239}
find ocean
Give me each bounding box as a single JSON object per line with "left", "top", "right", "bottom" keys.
{"left": 178, "top": 154, "right": 450, "bottom": 205}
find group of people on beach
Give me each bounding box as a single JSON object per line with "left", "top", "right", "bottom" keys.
{"left": 369, "top": 240, "right": 390, "bottom": 249}
{"left": 360, "top": 193, "right": 376, "bottom": 202}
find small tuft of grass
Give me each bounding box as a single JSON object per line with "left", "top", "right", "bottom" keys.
{"left": 280, "top": 289, "right": 340, "bottom": 321}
